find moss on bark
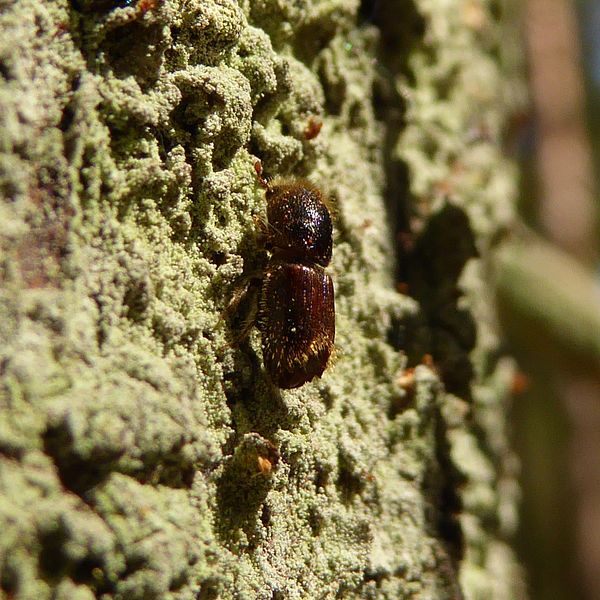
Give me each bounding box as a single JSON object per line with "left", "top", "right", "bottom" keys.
{"left": 0, "top": 0, "right": 525, "bottom": 598}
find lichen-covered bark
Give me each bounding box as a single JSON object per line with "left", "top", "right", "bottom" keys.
{"left": 0, "top": 0, "right": 525, "bottom": 598}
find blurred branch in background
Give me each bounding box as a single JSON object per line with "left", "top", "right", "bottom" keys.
{"left": 526, "top": 0, "right": 597, "bottom": 263}
{"left": 498, "top": 232, "right": 600, "bottom": 363}
{"left": 500, "top": 0, "right": 600, "bottom": 598}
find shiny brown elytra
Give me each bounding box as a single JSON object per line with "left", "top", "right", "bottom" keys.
{"left": 253, "top": 161, "right": 335, "bottom": 389}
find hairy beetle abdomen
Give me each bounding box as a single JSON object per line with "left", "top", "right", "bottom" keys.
{"left": 259, "top": 262, "right": 335, "bottom": 389}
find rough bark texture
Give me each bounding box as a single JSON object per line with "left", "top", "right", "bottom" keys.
{"left": 0, "top": 0, "right": 525, "bottom": 598}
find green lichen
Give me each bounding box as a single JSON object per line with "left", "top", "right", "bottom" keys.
{"left": 0, "top": 0, "right": 524, "bottom": 598}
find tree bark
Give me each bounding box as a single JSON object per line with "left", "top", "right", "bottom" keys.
{"left": 0, "top": 0, "right": 526, "bottom": 598}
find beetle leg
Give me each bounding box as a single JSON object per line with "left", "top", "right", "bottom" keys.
{"left": 221, "top": 271, "right": 262, "bottom": 346}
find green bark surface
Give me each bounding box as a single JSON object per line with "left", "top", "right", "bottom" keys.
{"left": 0, "top": 0, "right": 525, "bottom": 598}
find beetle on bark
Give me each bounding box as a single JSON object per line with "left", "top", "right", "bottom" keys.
{"left": 229, "top": 161, "right": 335, "bottom": 389}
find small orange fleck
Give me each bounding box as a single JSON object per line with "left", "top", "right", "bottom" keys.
{"left": 304, "top": 116, "right": 323, "bottom": 140}
{"left": 137, "top": 0, "right": 157, "bottom": 14}
{"left": 396, "top": 281, "right": 409, "bottom": 295}
{"left": 256, "top": 441, "right": 279, "bottom": 476}
{"left": 257, "top": 456, "right": 273, "bottom": 476}
{"left": 54, "top": 21, "right": 69, "bottom": 37}
{"left": 358, "top": 218, "right": 373, "bottom": 231}
{"left": 397, "top": 367, "right": 416, "bottom": 390}
{"left": 511, "top": 371, "right": 530, "bottom": 395}
{"left": 421, "top": 354, "right": 434, "bottom": 368}
{"left": 254, "top": 159, "right": 269, "bottom": 188}
{"left": 361, "top": 470, "right": 376, "bottom": 483}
